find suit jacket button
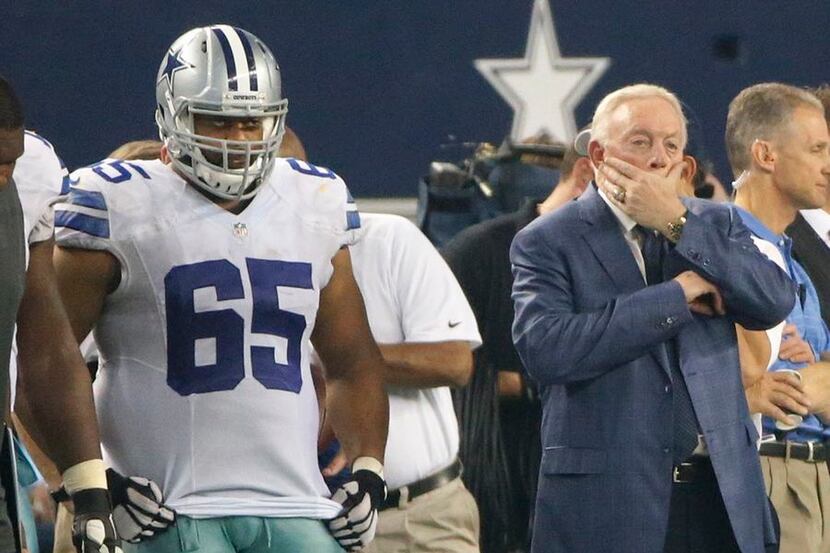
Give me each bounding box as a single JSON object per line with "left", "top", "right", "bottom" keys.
{"left": 663, "top": 447, "right": 670, "bottom": 454}
{"left": 664, "top": 385, "right": 671, "bottom": 393}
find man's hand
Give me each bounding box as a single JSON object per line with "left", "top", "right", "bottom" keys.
{"left": 71, "top": 488, "right": 122, "bottom": 553}
{"left": 800, "top": 362, "right": 830, "bottom": 423}
{"left": 779, "top": 324, "right": 817, "bottom": 364}
{"left": 673, "top": 271, "right": 725, "bottom": 316}
{"left": 327, "top": 459, "right": 387, "bottom": 552}
{"left": 597, "top": 157, "right": 687, "bottom": 235}
{"left": 106, "top": 469, "right": 176, "bottom": 543}
{"left": 745, "top": 371, "right": 810, "bottom": 425}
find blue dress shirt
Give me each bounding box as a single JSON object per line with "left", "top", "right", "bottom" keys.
{"left": 737, "top": 207, "right": 830, "bottom": 442}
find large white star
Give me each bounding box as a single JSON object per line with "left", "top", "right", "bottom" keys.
{"left": 475, "top": 0, "right": 610, "bottom": 143}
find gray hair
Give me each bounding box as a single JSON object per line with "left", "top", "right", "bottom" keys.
{"left": 725, "top": 82, "right": 824, "bottom": 175}
{"left": 590, "top": 84, "right": 687, "bottom": 147}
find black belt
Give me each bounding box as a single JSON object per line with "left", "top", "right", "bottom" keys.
{"left": 379, "top": 459, "right": 462, "bottom": 511}
{"left": 760, "top": 441, "right": 829, "bottom": 463}
{"left": 672, "top": 456, "right": 715, "bottom": 485}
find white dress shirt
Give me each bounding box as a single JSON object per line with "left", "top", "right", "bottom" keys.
{"left": 598, "top": 188, "right": 647, "bottom": 281}
{"left": 800, "top": 209, "right": 830, "bottom": 247}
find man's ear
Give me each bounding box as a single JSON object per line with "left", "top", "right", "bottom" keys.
{"left": 681, "top": 155, "right": 698, "bottom": 184}
{"left": 750, "top": 140, "right": 775, "bottom": 173}
{"left": 573, "top": 157, "right": 595, "bottom": 187}
{"left": 587, "top": 140, "right": 604, "bottom": 171}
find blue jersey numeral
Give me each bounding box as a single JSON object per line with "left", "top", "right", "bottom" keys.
{"left": 164, "top": 258, "right": 313, "bottom": 396}
{"left": 92, "top": 160, "right": 150, "bottom": 183}
{"left": 287, "top": 158, "right": 337, "bottom": 179}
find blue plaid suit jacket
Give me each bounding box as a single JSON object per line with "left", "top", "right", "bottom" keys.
{"left": 511, "top": 185, "right": 795, "bottom": 553}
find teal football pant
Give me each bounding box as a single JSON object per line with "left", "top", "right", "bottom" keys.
{"left": 124, "top": 516, "right": 344, "bottom": 553}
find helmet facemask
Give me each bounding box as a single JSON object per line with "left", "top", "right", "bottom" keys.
{"left": 159, "top": 97, "right": 287, "bottom": 200}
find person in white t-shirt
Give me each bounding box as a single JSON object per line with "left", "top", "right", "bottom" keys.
{"left": 323, "top": 211, "right": 482, "bottom": 552}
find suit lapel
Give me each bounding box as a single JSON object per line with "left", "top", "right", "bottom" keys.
{"left": 578, "top": 185, "right": 645, "bottom": 293}
{"left": 578, "top": 185, "right": 673, "bottom": 377}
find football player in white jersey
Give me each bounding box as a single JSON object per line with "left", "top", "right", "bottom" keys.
{"left": 51, "top": 26, "right": 388, "bottom": 553}
{"left": 11, "top": 130, "right": 72, "bottom": 553}
{"left": 0, "top": 77, "right": 122, "bottom": 553}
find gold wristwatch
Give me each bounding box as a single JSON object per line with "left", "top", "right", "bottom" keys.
{"left": 667, "top": 211, "right": 687, "bottom": 243}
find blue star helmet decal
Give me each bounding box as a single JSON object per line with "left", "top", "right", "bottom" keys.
{"left": 158, "top": 48, "right": 189, "bottom": 88}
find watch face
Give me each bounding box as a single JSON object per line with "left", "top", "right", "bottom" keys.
{"left": 668, "top": 216, "right": 685, "bottom": 242}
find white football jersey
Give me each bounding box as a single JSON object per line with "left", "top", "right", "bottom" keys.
{"left": 15, "top": 131, "right": 68, "bottom": 252}
{"left": 54, "top": 157, "right": 359, "bottom": 519}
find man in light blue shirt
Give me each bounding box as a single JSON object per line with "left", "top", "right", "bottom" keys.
{"left": 728, "top": 82, "right": 830, "bottom": 553}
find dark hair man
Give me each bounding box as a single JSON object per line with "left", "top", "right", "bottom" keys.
{"left": 1, "top": 75, "right": 122, "bottom": 552}
{"left": 443, "top": 136, "right": 592, "bottom": 553}
{"left": 50, "top": 26, "right": 389, "bottom": 553}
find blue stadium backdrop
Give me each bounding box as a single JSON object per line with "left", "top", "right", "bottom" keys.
{"left": 2, "top": 1, "right": 829, "bottom": 197}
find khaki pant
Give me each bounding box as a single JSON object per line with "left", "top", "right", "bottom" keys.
{"left": 762, "top": 455, "right": 830, "bottom": 553}
{"left": 364, "top": 478, "right": 480, "bottom": 553}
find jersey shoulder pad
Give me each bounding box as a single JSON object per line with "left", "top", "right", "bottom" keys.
{"left": 15, "top": 132, "right": 71, "bottom": 243}
{"left": 16, "top": 131, "right": 69, "bottom": 197}
{"left": 55, "top": 159, "right": 163, "bottom": 244}
{"left": 270, "top": 157, "right": 360, "bottom": 235}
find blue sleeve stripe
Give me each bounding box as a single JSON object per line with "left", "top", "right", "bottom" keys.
{"left": 67, "top": 187, "right": 107, "bottom": 210}
{"left": 346, "top": 210, "right": 361, "bottom": 231}
{"left": 60, "top": 174, "right": 71, "bottom": 195}
{"left": 55, "top": 210, "right": 110, "bottom": 239}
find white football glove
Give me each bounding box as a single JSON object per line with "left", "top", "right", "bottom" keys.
{"left": 327, "top": 463, "right": 387, "bottom": 552}
{"left": 71, "top": 488, "right": 123, "bottom": 553}
{"left": 106, "top": 468, "right": 176, "bottom": 543}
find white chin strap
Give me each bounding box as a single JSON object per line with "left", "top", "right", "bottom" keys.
{"left": 194, "top": 159, "right": 255, "bottom": 198}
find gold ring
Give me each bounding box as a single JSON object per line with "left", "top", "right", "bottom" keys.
{"left": 613, "top": 188, "right": 626, "bottom": 203}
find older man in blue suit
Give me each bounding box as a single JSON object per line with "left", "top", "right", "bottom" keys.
{"left": 511, "top": 84, "right": 795, "bottom": 553}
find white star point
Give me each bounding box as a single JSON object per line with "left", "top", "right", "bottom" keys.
{"left": 475, "top": 0, "right": 610, "bottom": 143}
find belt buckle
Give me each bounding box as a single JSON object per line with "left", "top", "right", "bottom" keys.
{"left": 672, "top": 462, "right": 693, "bottom": 483}
{"left": 807, "top": 441, "right": 816, "bottom": 463}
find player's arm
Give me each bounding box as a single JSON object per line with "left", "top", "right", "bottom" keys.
{"left": 52, "top": 245, "right": 118, "bottom": 342}
{"left": 377, "top": 342, "right": 472, "bottom": 388}
{"left": 15, "top": 239, "right": 122, "bottom": 552}
{"left": 15, "top": 239, "right": 114, "bottom": 471}
{"left": 373, "top": 217, "right": 477, "bottom": 389}
{"left": 311, "top": 247, "right": 388, "bottom": 463}
{"left": 313, "top": 247, "right": 388, "bottom": 549}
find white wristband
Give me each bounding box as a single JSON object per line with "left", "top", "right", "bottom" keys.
{"left": 62, "top": 459, "right": 107, "bottom": 494}
{"left": 352, "top": 456, "right": 384, "bottom": 479}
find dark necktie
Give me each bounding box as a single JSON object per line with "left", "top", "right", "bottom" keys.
{"left": 637, "top": 226, "right": 699, "bottom": 463}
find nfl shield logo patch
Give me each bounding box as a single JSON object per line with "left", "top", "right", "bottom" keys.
{"left": 233, "top": 222, "right": 248, "bottom": 239}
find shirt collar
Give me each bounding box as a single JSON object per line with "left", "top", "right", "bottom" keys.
{"left": 597, "top": 185, "right": 637, "bottom": 233}
{"left": 735, "top": 205, "right": 792, "bottom": 253}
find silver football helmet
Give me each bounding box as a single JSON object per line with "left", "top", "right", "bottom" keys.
{"left": 155, "top": 25, "right": 288, "bottom": 200}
